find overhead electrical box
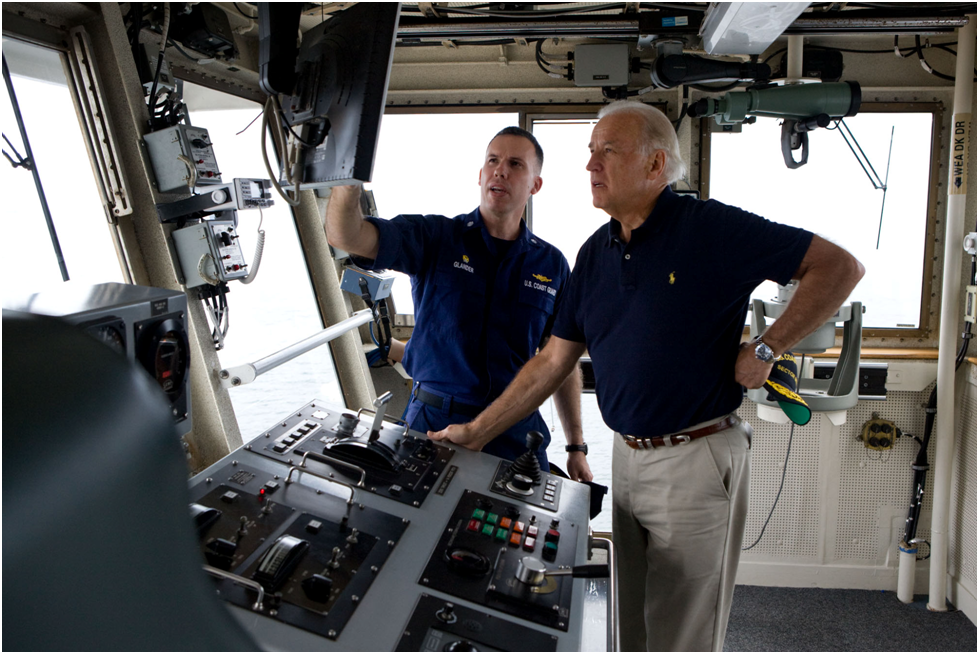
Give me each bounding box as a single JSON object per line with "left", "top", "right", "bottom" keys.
{"left": 574, "top": 43, "right": 630, "bottom": 87}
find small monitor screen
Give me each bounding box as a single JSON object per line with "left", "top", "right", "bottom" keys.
{"left": 281, "top": 3, "right": 400, "bottom": 189}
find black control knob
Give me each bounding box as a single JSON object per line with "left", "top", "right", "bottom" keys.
{"left": 435, "top": 602, "right": 457, "bottom": 624}
{"left": 506, "top": 473, "right": 535, "bottom": 496}
{"left": 446, "top": 548, "right": 491, "bottom": 577}
{"left": 444, "top": 640, "right": 479, "bottom": 651}
{"left": 526, "top": 430, "right": 544, "bottom": 451}
{"left": 301, "top": 574, "right": 334, "bottom": 603}
{"left": 512, "top": 474, "right": 533, "bottom": 492}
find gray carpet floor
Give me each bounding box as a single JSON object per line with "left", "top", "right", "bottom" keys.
{"left": 725, "top": 586, "right": 977, "bottom": 652}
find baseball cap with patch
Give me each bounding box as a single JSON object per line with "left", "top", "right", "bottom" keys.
{"left": 764, "top": 353, "right": 811, "bottom": 426}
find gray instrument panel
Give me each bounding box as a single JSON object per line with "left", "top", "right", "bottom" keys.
{"left": 188, "top": 400, "right": 594, "bottom": 651}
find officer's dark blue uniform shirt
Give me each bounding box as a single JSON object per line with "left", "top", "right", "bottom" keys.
{"left": 355, "top": 208, "right": 571, "bottom": 467}
{"left": 552, "top": 187, "right": 813, "bottom": 437}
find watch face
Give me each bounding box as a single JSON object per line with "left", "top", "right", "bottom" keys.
{"left": 755, "top": 341, "right": 775, "bottom": 362}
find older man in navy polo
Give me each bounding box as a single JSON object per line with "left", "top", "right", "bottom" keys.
{"left": 431, "top": 102, "right": 864, "bottom": 651}
{"left": 326, "top": 127, "right": 592, "bottom": 482}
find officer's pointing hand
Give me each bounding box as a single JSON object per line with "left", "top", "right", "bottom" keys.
{"left": 428, "top": 423, "right": 484, "bottom": 451}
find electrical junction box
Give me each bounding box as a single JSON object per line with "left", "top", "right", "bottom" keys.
{"left": 966, "top": 285, "right": 977, "bottom": 324}
{"left": 172, "top": 219, "right": 249, "bottom": 287}
{"left": 139, "top": 43, "right": 175, "bottom": 93}
{"left": 144, "top": 124, "right": 222, "bottom": 192}
{"left": 574, "top": 43, "right": 630, "bottom": 87}
{"left": 340, "top": 265, "right": 395, "bottom": 302}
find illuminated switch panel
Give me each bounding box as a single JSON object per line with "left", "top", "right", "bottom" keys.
{"left": 419, "top": 490, "right": 580, "bottom": 631}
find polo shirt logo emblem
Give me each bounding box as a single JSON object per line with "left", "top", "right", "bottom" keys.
{"left": 454, "top": 258, "right": 475, "bottom": 273}
{"left": 669, "top": 271, "right": 676, "bottom": 285}
{"left": 532, "top": 273, "right": 552, "bottom": 283}
{"left": 463, "top": 255, "right": 470, "bottom": 263}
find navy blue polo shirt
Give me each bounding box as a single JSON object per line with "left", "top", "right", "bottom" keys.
{"left": 551, "top": 187, "right": 813, "bottom": 437}
{"left": 354, "top": 208, "right": 570, "bottom": 464}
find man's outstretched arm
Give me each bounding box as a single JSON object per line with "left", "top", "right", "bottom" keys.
{"left": 324, "top": 185, "right": 380, "bottom": 260}
{"left": 552, "top": 362, "right": 593, "bottom": 482}
{"left": 429, "top": 336, "right": 586, "bottom": 450}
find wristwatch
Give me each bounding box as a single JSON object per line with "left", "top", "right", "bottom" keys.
{"left": 565, "top": 443, "right": 588, "bottom": 455}
{"left": 753, "top": 336, "right": 777, "bottom": 364}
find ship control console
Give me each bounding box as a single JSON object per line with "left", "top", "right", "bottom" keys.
{"left": 188, "top": 397, "right": 613, "bottom": 651}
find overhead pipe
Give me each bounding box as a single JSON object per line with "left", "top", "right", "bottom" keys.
{"left": 394, "top": 14, "right": 968, "bottom": 43}
{"left": 927, "top": 12, "right": 975, "bottom": 613}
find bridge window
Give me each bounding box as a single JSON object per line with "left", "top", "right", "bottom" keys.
{"left": 528, "top": 116, "right": 609, "bottom": 267}
{"left": 705, "top": 107, "right": 938, "bottom": 333}
{"left": 1, "top": 38, "right": 125, "bottom": 300}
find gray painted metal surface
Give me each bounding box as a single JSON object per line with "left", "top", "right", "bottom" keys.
{"left": 190, "top": 402, "right": 596, "bottom": 650}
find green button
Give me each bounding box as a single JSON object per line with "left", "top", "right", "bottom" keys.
{"left": 495, "top": 527, "right": 508, "bottom": 541}
{"left": 481, "top": 523, "right": 495, "bottom": 536}
{"left": 485, "top": 512, "right": 499, "bottom": 525}
{"left": 472, "top": 508, "right": 486, "bottom": 520}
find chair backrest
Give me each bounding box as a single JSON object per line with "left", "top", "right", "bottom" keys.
{"left": 2, "top": 310, "right": 258, "bottom": 651}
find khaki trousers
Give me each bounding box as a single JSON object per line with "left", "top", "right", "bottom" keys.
{"left": 612, "top": 415, "right": 752, "bottom": 652}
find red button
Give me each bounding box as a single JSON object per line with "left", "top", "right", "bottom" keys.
{"left": 523, "top": 536, "right": 536, "bottom": 551}
{"left": 467, "top": 519, "right": 481, "bottom": 532}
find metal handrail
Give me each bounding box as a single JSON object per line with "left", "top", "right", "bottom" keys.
{"left": 203, "top": 564, "right": 265, "bottom": 612}
{"left": 590, "top": 536, "right": 619, "bottom": 652}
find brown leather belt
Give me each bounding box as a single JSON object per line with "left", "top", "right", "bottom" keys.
{"left": 621, "top": 415, "right": 740, "bottom": 450}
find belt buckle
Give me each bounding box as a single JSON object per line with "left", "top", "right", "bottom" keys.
{"left": 661, "top": 433, "right": 690, "bottom": 447}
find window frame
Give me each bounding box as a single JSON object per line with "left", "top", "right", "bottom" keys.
{"left": 699, "top": 102, "right": 944, "bottom": 341}
{"left": 2, "top": 33, "right": 134, "bottom": 287}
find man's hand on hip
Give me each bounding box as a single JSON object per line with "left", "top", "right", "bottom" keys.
{"left": 735, "top": 341, "right": 773, "bottom": 389}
